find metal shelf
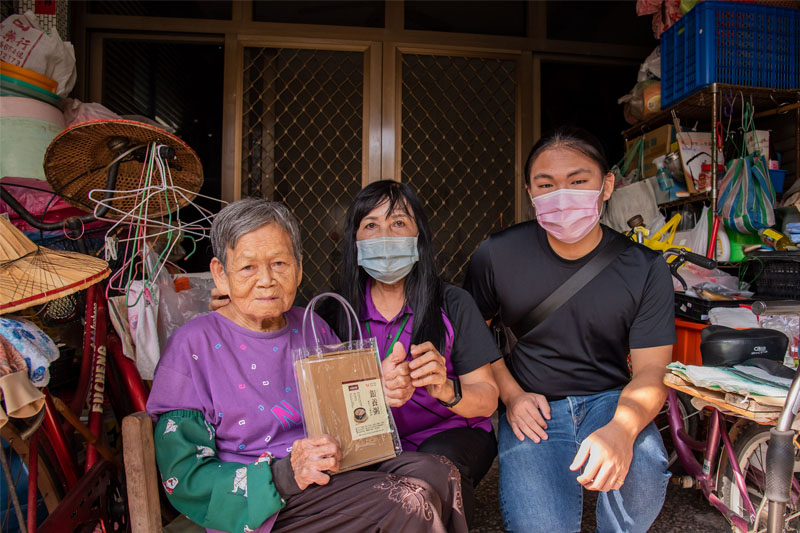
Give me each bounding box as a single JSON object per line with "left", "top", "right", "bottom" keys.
{"left": 622, "top": 84, "right": 800, "bottom": 139}
{"left": 657, "top": 192, "right": 711, "bottom": 209}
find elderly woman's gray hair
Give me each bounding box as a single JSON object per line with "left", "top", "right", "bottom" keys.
{"left": 211, "top": 198, "right": 303, "bottom": 268}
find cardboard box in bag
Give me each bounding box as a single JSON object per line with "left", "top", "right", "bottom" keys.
{"left": 625, "top": 124, "right": 675, "bottom": 179}
{"left": 295, "top": 346, "right": 398, "bottom": 472}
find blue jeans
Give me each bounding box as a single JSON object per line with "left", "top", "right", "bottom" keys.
{"left": 497, "top": 390, "right": 670, "bottom": 533}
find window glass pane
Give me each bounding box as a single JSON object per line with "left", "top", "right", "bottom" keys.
{"left": 89, "top": 1, "right": 232, "bottom": 19}
{"left": 405, "top": 0, "right": 526, "bottom": 36}
{"left": 540, "top": 61, "right": 637, "bottom": 166}
{"left": 546, "top": 1, "right": 655, "bottom": 46}
{"left": 253, "top": 1, "right": 384, "bottom": 27}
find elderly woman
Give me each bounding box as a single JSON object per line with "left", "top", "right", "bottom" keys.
{"left": 146, "top": 198, "right": 467, "bottom": 533}
{"left": 327, "top": 180, "right": 501, "bottom": 526}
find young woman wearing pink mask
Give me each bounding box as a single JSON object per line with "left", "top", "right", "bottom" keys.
{"left": 465, "top": 126, "right": 675, "bottom": 532}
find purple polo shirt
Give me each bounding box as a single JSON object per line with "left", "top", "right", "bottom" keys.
{"left": 360, "top": 282, "right": 494, "bottom": 450}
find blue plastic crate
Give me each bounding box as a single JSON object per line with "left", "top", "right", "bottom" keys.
{"left": 661, "top": 1, "right": 799, "bottom": 109}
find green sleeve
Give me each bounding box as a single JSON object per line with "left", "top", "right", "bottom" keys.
{"left": 153, "top": 409, "right": 286, "bottom": 532}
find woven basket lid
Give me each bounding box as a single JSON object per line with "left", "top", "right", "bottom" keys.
{"left": 0, "top": 217, "right": 110, "bottom": 315}
{"left": 43, "top": 119, "right": 204, "bottom": 219}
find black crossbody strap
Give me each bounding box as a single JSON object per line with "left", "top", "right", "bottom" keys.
{"left": 510, "top": 235, "right": 629, "bottom": 340}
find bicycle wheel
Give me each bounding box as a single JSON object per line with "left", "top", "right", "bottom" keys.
{"left": 0, "top": 421, "right": 63, "bottom": 513}
{"left": 721, "top": 422, "right": 800, "bottom": 533}
{"left": 1, "top": 420, "right": 65, "bottom": 533}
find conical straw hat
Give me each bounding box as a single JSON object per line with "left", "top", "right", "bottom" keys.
{"left": 0, "top": 217, "right": 110, "bottom": 315}
{"left": 43, "top": 119, "right": 204, "bottom": 219}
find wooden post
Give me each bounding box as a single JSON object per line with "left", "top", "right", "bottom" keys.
{"left": 122, "top": 412, "right": 161, "bottom": 533}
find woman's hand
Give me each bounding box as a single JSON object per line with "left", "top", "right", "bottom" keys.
{"left": 290, "top": 435, "right": 342, "bottom": 490}
{"left": 505, "top": 390, "right": 551, "bottom": 443}
{"left": 570, "top": 420, "right": 634, "bottom": 492}
{"left": 381, "top": 342, "right": 414, "bottom": 407}
{"left": 408, "top": 342, "right": 449, "bottom": 401}
{"left": 209, "top": 287, "right": 230, "bottom": 311}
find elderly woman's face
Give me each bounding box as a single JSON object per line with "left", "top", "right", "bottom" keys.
{"left": 355, "top": 199, "right": 418, "bottom": 241}
{"left": 211, "top": 222, "right": 302, "bottom": 330}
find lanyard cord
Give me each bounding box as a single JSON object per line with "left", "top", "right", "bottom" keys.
{"left": 366, "top": 313, "right": 411, "bottom": 360}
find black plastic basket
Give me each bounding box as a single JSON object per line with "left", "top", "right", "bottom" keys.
{"left": 745, "top": 251, "right": 800, "bottom": 300}
{"left": 674, "top": 292, "right": 756, "bottom": 322}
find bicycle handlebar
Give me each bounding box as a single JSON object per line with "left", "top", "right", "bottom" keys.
{"left": 0, "top": 149, "right": 128, "bottom": 232}
{"left": 682, "top": 251, "right": 717, "bottom": 270}
{"left": 752, "top": 300, "right": 800, "bottom": 316}
{"left": 664, "top": 248, "right": 717, "bottom": 290}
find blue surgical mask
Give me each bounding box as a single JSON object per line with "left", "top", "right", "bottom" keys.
{"left": 356, "top": 236, "right": 419, "bottom": 285}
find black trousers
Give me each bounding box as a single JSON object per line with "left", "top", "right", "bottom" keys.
{"left": 416, "top": 426, "right": 497, "bottom": 528}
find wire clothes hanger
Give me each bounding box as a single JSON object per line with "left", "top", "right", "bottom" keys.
{"left": 86, "top": 140, "right": 224, "bottom": 306}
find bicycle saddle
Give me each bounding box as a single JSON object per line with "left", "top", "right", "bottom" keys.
{"left": 700, "top": 325, "right": 789, "bottom": 367}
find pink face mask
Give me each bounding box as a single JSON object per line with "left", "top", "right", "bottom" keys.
{"left": 531, "top": 185, "right": 604, "bottom": 244}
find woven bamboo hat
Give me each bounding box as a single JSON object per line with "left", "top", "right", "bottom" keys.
{"left": 0, "top": 217, "right": 110, "bottom": 315}
{"left": 43, "top": 119, "right": 204, "bottom": 219}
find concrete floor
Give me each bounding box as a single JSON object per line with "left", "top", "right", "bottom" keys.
{"left": 471, "top": 458, "right": 727, "bottom": 532}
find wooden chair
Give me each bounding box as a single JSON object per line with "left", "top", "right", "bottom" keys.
{"left": 122, "top": 412, "right": 205, "bottom": 533}
{"left": 122, "top": 412, "right": 162, "bottom": 533}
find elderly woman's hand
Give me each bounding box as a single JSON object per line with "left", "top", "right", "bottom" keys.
{"left": 208, "top": 287, "right": 230, "bottom": 311}
{"left": 290, "top": 435, "right": 342, "bottom": 490}
{"left": 381, "top": 342, "right": 414, "bottom": 408}
{"left": 409, "top": 342, "right": 449, "bottom": 401}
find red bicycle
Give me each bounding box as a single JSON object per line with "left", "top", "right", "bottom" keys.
{"left": 1, "top": 119, "right": 204, "bottom": 532}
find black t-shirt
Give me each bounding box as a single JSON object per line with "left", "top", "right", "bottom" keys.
{"left": 464, "top": 221, "right": 676, "bottom": 400}
{"left": 441, "top": 283, "right": 503, "bottom": 375}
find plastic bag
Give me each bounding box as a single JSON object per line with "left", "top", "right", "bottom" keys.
{"left": 127, "top": 280, "right": 161, "bottom": 381}
{"left": 674, "top": 262, "right": 741, "bottom": 292}
{"left": 62, "top": 98, "right": 121, "bottom": 128}
{"left": 673, "top": 205, "right": 709, "bottom": 255}
{"left": 708, "top": 307, "right": 759, "bottom": 329}
{"left": 717, "top": 155, "right": 776, "bottom": 234}
{"left": 293, "top": 293, "right": 402, "bottom": 473}
{"left": 602, "top": 180, "right": 660, "bottom": 233}
{"left": 759, "top": 314, "right": 800, "bottom": 368}
{"left": 157, "top": 273, "right": 213, "bottom": 347}
{"left": 0, "top": 317, "right": 59, "bottom": 387}
{"left": 618, "top": 80, "right": 661, "bottom": 125}
{"left": 0, "top": 11, "right": 76, "bottom": 96}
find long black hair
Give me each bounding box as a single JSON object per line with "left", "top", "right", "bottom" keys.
{"left": 334, "top": 180, "right": 447, "bottom": 353}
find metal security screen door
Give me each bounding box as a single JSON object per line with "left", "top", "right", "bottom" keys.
{"left": 241, "top": 47, "right": 366, "bottom": 302}
{"left": 401, "top": 53, "right": 517, "bottom": 285}
{"left": 240, "top": 44, "right": 519, "bottom": 299}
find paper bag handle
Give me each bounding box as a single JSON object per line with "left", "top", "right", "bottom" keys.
{"left": 301, "top": 292, "right": 363, "bottom": 348}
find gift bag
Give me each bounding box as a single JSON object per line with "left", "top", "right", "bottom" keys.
{"left": 293, "top": 293, "right": 401, "bottom": 472}
{"left": 716, "top": 154, "right": 775, "bottom": 234}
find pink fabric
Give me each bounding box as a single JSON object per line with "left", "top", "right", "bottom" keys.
{"left": 0, "top": 176, "right": 95, "bottom": 233}
{"left": 637, "top": 0, "right": 684, "bottom": 38}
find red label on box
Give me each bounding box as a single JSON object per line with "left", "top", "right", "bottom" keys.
{"left": 35, "top": 0, "right": 57, "bottom": 15}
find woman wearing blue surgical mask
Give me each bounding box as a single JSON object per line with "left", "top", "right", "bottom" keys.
{"left": 326, "top": 180, "right": 501, "bottom": 528}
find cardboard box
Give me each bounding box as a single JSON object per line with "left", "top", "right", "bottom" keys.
{"left": 625, "top": 124, "right": 675, "bottom": 179}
